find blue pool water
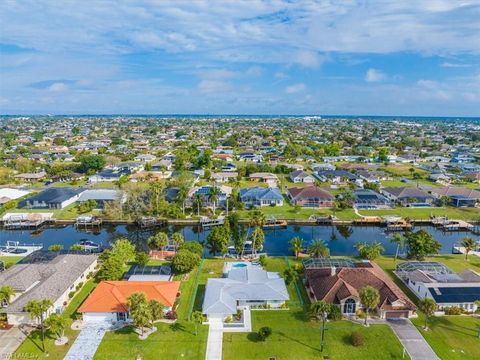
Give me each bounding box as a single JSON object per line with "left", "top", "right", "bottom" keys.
{"left": 233, "top": 263, "right": 248, "bottom": 268}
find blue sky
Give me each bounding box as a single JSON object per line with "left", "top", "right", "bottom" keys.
{"left": 0, "top": 0, "right": 479, "bottom": 116}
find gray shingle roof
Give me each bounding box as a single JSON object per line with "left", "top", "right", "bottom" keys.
{"left": 0, "top": 253, "right": 97, "bottom": 313}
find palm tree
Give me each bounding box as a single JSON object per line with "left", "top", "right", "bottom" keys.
{"left": 251, "top": 227, "right": 265, "bottom": 257}
{"left": 171, "top": 232, "right": 184, "bottom": 250}
{"left": 0, "top": 285, "right": 15, "bottom": 306}
{"left": 44, "top": 313, "right": 67, "bottom": 342}
{"left": 390, "top": 233, "right": 405, "bottom": 262}
{"left": 289, "top": 237, "right": 303, "bottom": 258}
{"left": 460, "top": 237, "right": 476, "bottom": 261}
{"left": 308, "top": 239, "right": 330, "bottom": 258}
{"left": 192, "top": 310, "right": 204, "bottom": 336}
{"left": 359, "top": 286, "right": 380, "bottom": 326}
{"left": 25, "top": 299, "right": 53, "bottom": 352}
{"left": 193, "top": 193, "right": 203, "bottom": 217}
{"left": 310, "top": 300, "right": 331, "bottom": 352}
{"left": 208, "top": 186, "right": 221, "bottom": 215}
{"left": 418, "top": 298, "right": 437, "bottom": 330}
{"left": 148, "top": 232, "right": 169, "bottom": 251}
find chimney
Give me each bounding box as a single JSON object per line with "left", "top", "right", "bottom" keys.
{"left": 330, "top": 266, "right": 336, "bottom": 276}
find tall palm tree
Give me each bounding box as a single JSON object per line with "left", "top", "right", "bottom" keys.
{"left": 289, "top": 237, "right": 304, "bottom": 258}
{"left": 390, "top": 233, "right": 405, "bottom": 262}
{"left": 148, "top": 232, "right": 169, "bottom": 251}
{"left": 25, "top": 299, "right": 53, "bottom": 352}
{"left": 359, "top": 286, "right": 380, "bottom": 326}
{"left": 171, "top": 232, "right": 184, "bottom": 250}
{"left": 193, "top": 193, "right": 203, "bottom": 217}
{"left": 460, "top": 237, "right": 476, "bottom": 261}
{"left": 208, "top": 186, "right": 221, "bottom": 215}
{"left": 308, "top": 239, "right": 330, "bottom": 258}
{"left": 310, "top": 300, "right": 331, "bottom": 352}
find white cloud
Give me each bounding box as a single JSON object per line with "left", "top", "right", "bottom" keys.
{"left": 48, "top": 82, "right": 68, "bottom": 93}
{"left": 294, "top": 50, "right": 324, "bottom": 69}
{"left": 440, "top": 62, "right": 472, "bottom": 68}
{"left": 198, "top": 80, "right": 232, "bottom": 94}
{"left": 274, "top": 72, "right": 288, "bottom": 80}
{"left": 365, "top": 68, "right": 386, "bottom": 82}
{"left": 285, "top": 83, "right": 305, "bottom": 94}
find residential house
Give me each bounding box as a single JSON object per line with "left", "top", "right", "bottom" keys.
{"left": 79, "top": 280, "right": 180, "bottom": 323}
{"left": 239, "top": 187, "right": 284, "bottom": 207}
{"left": 211, "top": 172, "right": 238, "bottom": 183}
{"left": 88, "top": 165, "right": 132, "bottom": 183}
{"left": 289, "top": 170, "right": 315, "bottom": 184}
{"left": 0, "top": 188, "right": 32, "bottom": 205}
{"left": 134, "top": 154, "right": 156, "bottom": 162}
{"left": 202, "top": 262, "right": 289, "bottom": 321}
{"left": 14, "top": 171, "right": 47, "bottom": 182}
{"left": 311, "top": 163, "right": 336, "bottom": 172}
{"left": 303, "top": 258, "right": 416, "bottom": 319}
{"left": 430, "top": 186, "right": 480, "bottom": 207}
{"left": 78, "top": 189, "right": 125, "bottom": 208}
{"left": 20, "top": 187, "right": 85, "bottom": 209}
{"left": 395, "top": 261, "right": 480, "bottom": 313}
{"left": 380, "top": 187, "right": 435, "bottom": 207}
{"left": 356, "top": 170, "right": 380, "bottom": 183}
{"left": 353, "top": 189, "right": 391, "bottom": 209}
{"left": 0, "top": 252, "right": 97, "bottom": 325}
{"left": 238, "top": 152, "right": 263, "bottom": 163}
{"left": 287, "top": 186, "right": 334, "bottom": 208}
{"left": 249, "top": 172, "right": 278, "bottom": 185}
{"left": 314, "top": 170, "right": 359, "bottom": 185}
{"left": 187, "top": 185, "right": 232, "bottom": 209}
{"left": 464, "top": 171, "right": 480, "bottom": 183}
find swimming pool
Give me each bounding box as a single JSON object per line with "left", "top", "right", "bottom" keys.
{"left": 233, "top": 263, "right": 248, "bottom": 268}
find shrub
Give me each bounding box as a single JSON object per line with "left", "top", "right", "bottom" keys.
{"left": 234, "top": 309, "right": 242, "bottom": 321}
{"left": 165, "top": 310, "right": 177, "bottom": 320}
{"left": 328, "top": 305, "right": 342, "bottom": 321}
{"left": 350, "top": 331, "right": 364, "bottom": 347}
{"left": 68, "top": 291, "right": 76, "bottom": 299}
{"left": 258, "top": 326, "right": 272, "bottom": 341}
{"left": 224, "top": 316, "right": 232, "bottom": 323}
{"left": 172, "top": 250, "right": 201, "bottom": 273}
{"left": 178, "top": 241, "right": 203, "bottom": 256}
{"left": 444, "top": 306, "right": 463, "bottom": 315}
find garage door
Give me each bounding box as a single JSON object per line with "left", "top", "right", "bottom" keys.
{"left": 385, "top": 311, "right": 409, "bottom": 319}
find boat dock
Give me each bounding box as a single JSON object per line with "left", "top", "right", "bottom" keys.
{"left": 0, "top": 241, "right": 43, "bottom": 256}
{"left": 75, "top": 215, "right": 103, "bottom": 228}
{"left": 1, "top": 212, "right": 53, "bottom": 229}
{"left": 431, "top": 217, "right": 475, "bottom": 231}
{"left": 136, "top": 216, "right": 167, "bottom": 228}
{"left": 200, "top": 216, "right": 225, "bottom": 228}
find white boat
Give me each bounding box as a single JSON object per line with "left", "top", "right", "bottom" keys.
{"left": 0, "top": 241, "right": 43, "bottom": 256}
{"left": 77, "top": 240, "right": 100, "bottom": 251}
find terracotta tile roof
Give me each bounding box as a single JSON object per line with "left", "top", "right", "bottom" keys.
{"left": 78, "top": 281, "right": 180, "bottom": 313}
{"left": 305, "top": 262, "right": 415, "bottom": 311}
{"left": 288, "top": 186, "right": 334, "bottom": 200}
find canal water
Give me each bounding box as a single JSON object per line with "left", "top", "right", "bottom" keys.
{"left": 0, "top": 224, "right": 478, "bottom": 257}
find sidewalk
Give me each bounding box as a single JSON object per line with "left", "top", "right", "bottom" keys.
{"left": 205, "top": 318, "right": 223, "bottom": 360}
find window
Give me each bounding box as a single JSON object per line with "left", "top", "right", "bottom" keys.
{"left": 343, "top": 299, "right": 356, "bottom": 314}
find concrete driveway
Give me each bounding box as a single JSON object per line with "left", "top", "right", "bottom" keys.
{"left": 64, "top": 322, "right": 110, "bottom": 360}
{"left": 0, "top": 326, "right": 27, "bottom": 358}
{"left": 387, "top": 319, "right": 439, "bottom": 360}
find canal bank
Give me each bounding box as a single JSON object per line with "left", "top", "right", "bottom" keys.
{"left": 0, "top": 223, "right": 478, "bottom": 258}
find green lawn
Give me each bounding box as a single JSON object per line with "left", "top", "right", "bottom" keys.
{"left": 221, "top": 257, "right": 407, "bottom": 359}
{"left": 96, "top": 260, "right": 209, "bottom": 360}
{"left": 358, "top": 206, "right": 480, "bottom": 220}
{"left": 236, "top": 204, "right": 359, "bottom": 220}
{"left": 0, "top": 255, "right": 24, "bottom": 268}
{"left": 411, "top": 315, "right": 480, "bottom": 360}
{"left": 375, "top": 255, "right": 480, "bottom": 360}
{"left": 14, "top": 279, "right": 98, "bottom": 360}
{"left": 223, "top": 313, "right": 408, "bottom": 360}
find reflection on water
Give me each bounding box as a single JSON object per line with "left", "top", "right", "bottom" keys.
{"left": 0, "top": 224, "right": 477, "bottom": 257}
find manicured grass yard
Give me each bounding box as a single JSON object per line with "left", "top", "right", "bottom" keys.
{"left": 14, "top": 279, "right": 97, "bottom": 360}
{"left": 411, "top": 314, "right": 480, "bottom": 360}
{"left": 95, "top": 260, "right": 209, "bottom": 360}
{"left": 375, "top": 255, "right": 480, "bottom": 360}
{"left": 223, "top": 256, "right": 408, "bottom": 359}
{"left": 236, "top": 203, "right": 359, "bottom": 220}
{"left": 0, "top": 255, "right": 24, "bottom": 268}
{"left": 358, "top": 206, "right": 480, "bottom": 220}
